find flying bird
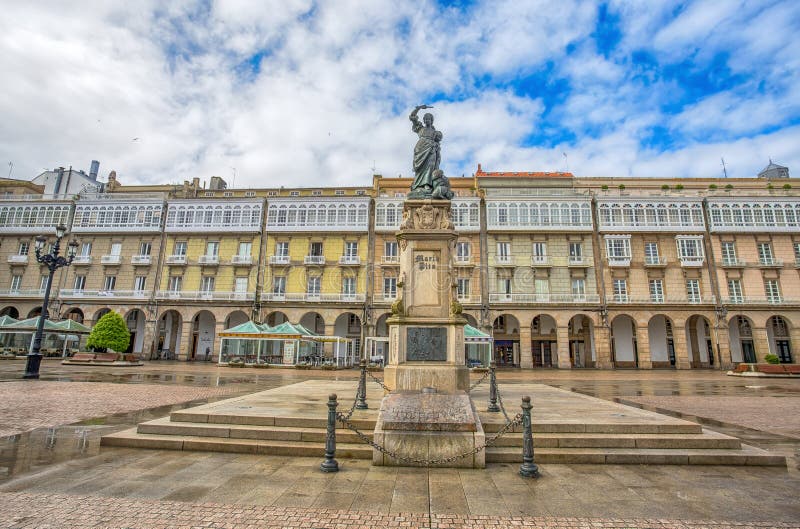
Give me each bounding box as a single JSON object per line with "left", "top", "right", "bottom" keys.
{"left": 132, "top": 137, "right": 140, "bottom": 142}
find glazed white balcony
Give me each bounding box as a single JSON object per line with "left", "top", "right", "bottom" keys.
{"left": 72, "top": 202, "right": 164, "bottom": 233}
{"left": 156, "top": 290, "right": 255, "bottom": 301}
{"left": 7, "top": 255, "right": 28, "bottom": 264}
{"left": 304, "top": 255, "right": 326, "bottom": 265}
{"left": 198, "top": 255, "right": 219, "bottom": 265}
{"left": 101, "top": 254, "right": 122, "bottom": 265}
{"left": 72, "top": 255, "right": 92, "bottom": 265}
{"left": 131, "top": 255, "right": 152, "bottom": 265}
{"left": 166, "top": 254, "right": 187, "bottom": 265}
{"left": 679, "top": 256, "right": 705, "bottom": 267}
{"left": 0, "top": 289, "right": 45, "bottom": 297}
{"left": 644, "top": 256, "right": 667, "bottom": 267}
{"left": 530, "top": 255, "right": 549, "bottom": 266}
{"left": 339, "top": 255, "right": 361, "bottom": 265}
{"left": 231, "top": 255, "right": 253, "bottom": 265}
{"left": 60, "top": 289, "right": 148, "bottom": 299}
{"left": 260, "top": 292, "right": 366, "bottom": 303}
{"left": 381, "top": 255, "right": 399, "bottom": 264}
{"left": 488, "top": 293, "right": 601, "bottom": 304}
{"left": 269, "top": 255, "right": 290, "bottom": 265}
{"left": 607, "top": 257, "right": 631, "bottom": 267}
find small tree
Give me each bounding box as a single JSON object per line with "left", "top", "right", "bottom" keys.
{"left": 674, "top": 184, "right": 684, "bottom": 191}
{"left": 725, "top": 184, "right": 734, "bottom": 191}
{"left": 708, "top": 184, "right": 718, "bottom": 190}
{"left": 618, "top": 184, "right": 626, "bottom": 191}
{"left": 783, "top": 183, "right": 792, "bottom": 191}
{"left": 601, "top": 184, "right": 609, "bottom": 192}
{"left": 87, "top": 312, "right": 130, "bottom": 353}
{"left": 661, "top": 184, "right": 670, "bottom": 191}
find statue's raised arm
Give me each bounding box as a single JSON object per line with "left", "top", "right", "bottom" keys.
{"left": 409, "top": 104, "right": 431, "bottom": 131}
{"left": 408, "top": 105, "right": 451, "bottom": 199}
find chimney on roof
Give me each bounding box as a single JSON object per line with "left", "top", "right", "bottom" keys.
{"left": 477, "top": 163, "right": 482, "bottom": 173}
{"left": 209, "top": 176, "right": 227, "bottom": 190}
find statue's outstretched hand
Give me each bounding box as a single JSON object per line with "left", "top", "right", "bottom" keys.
{"left": 415, "top": 104, "right": 432, "bottom": 110}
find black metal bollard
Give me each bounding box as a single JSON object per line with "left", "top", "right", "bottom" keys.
{"left": 487, "top": 361, "right": 500, "bottom": 412}
{"left": 519, "top": 395, "right": 540, "bottom": 478}
{"left": 320, "top": 393, "right": 340, "bottom": 472}
{"left": 356, "top": 359, "right": 368, "bottom": 410}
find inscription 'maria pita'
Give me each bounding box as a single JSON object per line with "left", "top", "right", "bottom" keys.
{"left": 406, "top": 327, "right": 447, "bottom": 361}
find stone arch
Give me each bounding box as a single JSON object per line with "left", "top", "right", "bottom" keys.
{"left": 766, "top": 315, "right": 793, "bottom": 363}
{"left": 568, "top": 314, "right": 595, "bottom": 368}
{"left": 300, "top": 312, "right": 326, "bottom": 334}
{"left": 648, "top": 315, "right": 676, "bottom": 368}
{"left": 611, "top": 315, "right": 638, "bottom": 368}
{"left": 92, "top": 307, "right": 112, "bottom": 323}
{"left": 225, "top": 310, "right": 249, "bottom": 329}
{"left": 686, "top": 314, "right": 715, "bottom": 368}
{"left": 0, "top": 306, "right": 20, "bottom": 318}
{"left": 191, "top": 310, "right": 216, "bottom": 361}
{"left": 493, "top": 313, "right": 520, "bottom": 367}
{"left": 334, "top": 312, "right": 361, "bottom": 363}
{"left": 375, "top": 313, "right": 391, "bottom": 337}
{"left": 156, "top": 309, "right": 182, "bottom": 360}
{"left": 463, "top": 313, "right": 478, "bottom": 328}
{"left": 728, "top": 315, "right": 756, "bottom": 363}
{"left": 63, "top": 308, "right": 84, "bottom": 323}
{"left": 123, "top": 309, "right": 147, "bottom": 355}
{"left": 28, "top": 306, "right": 43, "bottom": 318}
{"left": 531, "top": 314, "right": 557, "bottom": 367}
{"left": 265, "top": 311, "right": 288, "bottom": 327}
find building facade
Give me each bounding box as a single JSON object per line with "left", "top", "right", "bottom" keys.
{"left": 0, "top": 161, "right": 797, "bottom": 369}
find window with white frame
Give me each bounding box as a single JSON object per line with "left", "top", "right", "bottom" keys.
{"left": 342, "top": 277, "right": 355, "bottom": 296}
{"left": 498, "top": 277, "right": 512, "bottom": 296}
{"left": 205, "top": 241, "right": 219, "bottom": 257}
{"left": 535, "top": 278, "right": 550, "bottom": 296}
{"left": 384, "top": 241, "right": 398, "bottom": 259}
{"left": 649, "top": 279, "right": 664, "bottom": 302}
{"left": 275, "top": 241, "right": 289, "bottom": 257}
{"left": 18, "top": 241, "right": 29, "bottom": 255}
{"left": 644, "top": 242, "right": 660, "bottom": 265}
{"left": 110, "top": 242, "right": 122, "bottom": 256}
{"left": 39, "top": 275, "right": 48, "bottom": 290}
{"left": 765, "top": 279, "right": 781, "bottom": 303}
{"left": 309, "top": 241, "right": 323, "bottom": 257}
{"left": 173, "top": 241, "right": 187, "bottom": 256}
{"left": 794, "top": 242, "right": 800, "bottom": 265}
{"left": 686, "top": 279, "right": 701, "bottom": 303}
{"left": 80, "top": 242, "right": 92, "bottom": 256}
{"left": 456, "top": 242, "right": 470, "bottom": 260}
{"left": 235, "top": 277, "right": 248, "bottom": 294}
{"left": 383, "top": 277, "right": 397, "bottom": 298}
{"left": 200, "top": 276, "right": 215, "bottom": 292}
{"left": 139, "top": 242, "right": 152, "bottom": 256}
{"left": 238, "top": 241, "right": 252, "bottom": 257}
{"left": 569, "top": 242, "right": 582, "bottom": 260}
{"left": 168, "top": 275, "right": 182, "bottom": 292}
{"left": 103, "top": 275, "right": 116, "bottom": 291}
{"left": 307, "top": 276, "right": 321, "bottom": 295}
{"left": 272, "top": 276, "right": 285, "bottom": 295}
{"left": 134, "top": 276, "right": 146, "bottom": 292}
{"left": 727, "top": 279, "right": 743, "bottom": 302}
{"left": 345, "top": 241, "right": 358, "bottom": 257}
{"left": 757, "top": 242, "right": 774, "bottom": 265}
{"left": 10, "top": 275, "right": 22, "bottom": 291}
{"left": 571, "top": 278, "right": 585, "bottom": 297}
{"left": 612, "top": 279, "right": 627, "bottom": 302}
{"left": 457, "top": 278, "right": 470, "bottom": 299}
{"left": 721, "top": 241, "right": 737, "bottom": 264}
{"left": 532, "top": 242, "right": 547, "bottom": 259}
{"left": 676, "top": 237, "right": 704, "bottom": 260}
{"left": 74, "top": 275, "right": 86, "bottom": 291}
{"left": 605, "top": 237, "right": 631, "bottom": 260}
{"left": 497, "top": 242, "right": 511, "bottom": 260}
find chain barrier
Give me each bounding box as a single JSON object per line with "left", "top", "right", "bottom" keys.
{"left": 366, "top": 368, "right": 391, "bottom": 392}
{"left": 495, "top": 382, "right": 511, "bottom": 424}
{"left": 468, "top": 368, "right": 490, "bottom": 392}
{"left": 336, "top": 411, "right": 522, "bottom": 466}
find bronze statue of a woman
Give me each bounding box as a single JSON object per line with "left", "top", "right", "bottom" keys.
{"left": 408, "top": 104, "right": 443, "bottom": 198}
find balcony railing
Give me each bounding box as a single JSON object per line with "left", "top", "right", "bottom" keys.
{"left": 101, "top": 254, "right": 122, "bottom": 265}
{"left": 166, "top": 254, "right": 187, "bottom": 264}
{"left": 568, "top": 256, "right": 586, "bottom": 266}
{"left": 720, "top": 258, "right": 746, "bottom": 268}
{"left": 304, "top": 255, "right": 326, "bottom": 265}
{"left": 231, "top": 255, "right": 253, "bottom": 265}
{"left": 198, "top": 255, "right": 219, "bottom": 265}
{"left": 758, "top": 258, "right": 783, "bottom": 268}
{"left": 619, "top": 296, "right": 716, "bottom": 305}
{"left": 723, "top": 296, "right": 788, "bottom": 305}
{"left": 339, "top": 255, "right": 361, "bottom": 265}
{"left": 644, "top": 256, "right": 667, "bottom": 267}
{"left": 488, "top": 293, "right": 601, "bottom": 304}
{"left": 7, "top": 255, "right": 28, "bottom": 264}
{"left": 679, "top": 256, "right": 705, "bottom": 267}
{"left": 60, "top": 289, "right": 149, "bottom": 299}
{"left": 269, "top": 255, "right": 290, "bottom": 265}
{"left": 607, "top": 257, "right": 631, "bottom": 267}
{"left": 381, "top": 255, "right": 399, "bottom": 264}
{"left": 156, "top": 290, "right": 255, "bottom": 301}
{"left": 494, "top": 255, "right": 513, "bottom": 266}
{"left": 530, "top": 255, "right": 549, "bottom": 266}
{"left": 131, "top": 255, "right": 152, "bottom": 265}
{"left": 0, "top": 289, "right": 45, "bottom": 297}
{"left": 260, "top": 292, "right": 366, "bottom": 302}
{"left": 72, "top": 255, "right": 92, "bottom": 265}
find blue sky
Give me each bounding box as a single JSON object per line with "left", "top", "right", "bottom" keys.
{"left": 1, "top": 0, "right": 798, "bottom": 187}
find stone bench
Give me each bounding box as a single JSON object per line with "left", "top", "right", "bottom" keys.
{"left": 70, "top": 353, "right": 95, "bottom": 362}
{"left": 92, "top": 353, "right": 120, "bottom": 362}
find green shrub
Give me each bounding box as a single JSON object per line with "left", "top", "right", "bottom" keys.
{"left": 86, "top": 312, "right": 130, "bottom": 353}
{"left": 708, "top": 184, "right": 718, "bottom": 190}
{"left": 618, "top": 184, "right": 626, "bottom": 191}
{"left": 725, "top": 184, "right": 734, "bottom": 191}
{"left": 601, "top": 185, "right": 609, "bottom": 191}
{"left": 783, "top": 183, "right": 792, "bottom": 190}
{"left": 767, "top": 183, "right": 775, "bottom": 190}
{"left": 661, "top": 184, "right": 670, "bottom": 191}
{"left": 764, "top": 354, "right": 780, "bottom": 365}
{"left": 675, "top": 184, "right": 684, "bottom": 191}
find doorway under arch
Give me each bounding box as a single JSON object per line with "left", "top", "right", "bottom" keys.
{"left": 63, "top": 308, "right": 84, "bottom": 323}
{"left": 686, "top": 315, "right": 715, "bottom": 368}
{"left": 156, "top": 310, "right": 182, "bottom": 360}
{"left": 611, "top": 315, "right": 638, "bottom": 368}
{"left": 767, "top": 315, "right": 793, "bottom": 363}
{"left": 568, "top": 314, "right": 595, "bottom": 368}
{"left": 191, "top": 310, "right": 216, "bottom": 361}
{"left": 124, "top": 309, "right": 147, "bottom": 355}
{"left": 531, "top": 314, "right": 557, "bottom": 367}
{"left": 493, "top": 314, "right": 520, "bottom": 367}
{"left": 729, "top": 315, "right": 756, "bottom": 363}
{"left": 648, "top": 315, "right": 676, "bottom": 368}
{"left": 0, "top": 306, "right": 19, "bottom": 318}
{"left": 265, "top": 311, "right": 288, "bottom": 327}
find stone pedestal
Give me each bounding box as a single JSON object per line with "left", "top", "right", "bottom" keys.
{"left": 374, "top": 199, "right": 483, "bottom": 468}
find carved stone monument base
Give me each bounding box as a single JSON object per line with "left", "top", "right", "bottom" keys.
{"left": 383, "top": 364, "right": 470, "bottom": 394}
{"left": 372, "top": 390, "right": 486, "bottom": 468}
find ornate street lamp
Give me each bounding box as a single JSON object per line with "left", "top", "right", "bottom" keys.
{"left": 23, "top": 224, "right": 78, "bottom": 379}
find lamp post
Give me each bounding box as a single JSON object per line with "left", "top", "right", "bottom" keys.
{"left": 23, "top": 224, "right": 78, "bottom": 379}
